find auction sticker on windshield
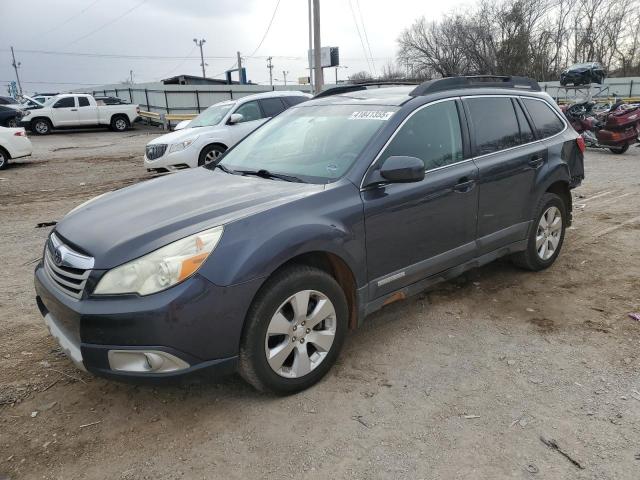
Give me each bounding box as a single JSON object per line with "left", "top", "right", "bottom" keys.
{"left": 349, "top": 111, "right": 395, "bottom": 120}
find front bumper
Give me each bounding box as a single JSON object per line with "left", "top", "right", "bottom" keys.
{"left": 34, "top": 263, "right": 262, "bottom": 380}
{"left": 144, "top": 147, "right": 197, "bottom": 172}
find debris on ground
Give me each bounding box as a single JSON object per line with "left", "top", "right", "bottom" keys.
{"left": 628, "top": 313, "right": 640, "bottom": 322}
{"left": 352, "top": 415, "right": 371, "bottom": 429}
{"left": 35, "top": 221, "right": 57, "bottom": 228}
{"left": 540, "top": 436, "right": 584, "bottom": 469}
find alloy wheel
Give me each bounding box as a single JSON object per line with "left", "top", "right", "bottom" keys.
{"left": 264, "top": 290, "right": 337, "bottom": 379}
{"left": 0, "top": 152, "right": 5, "bottom": 168}
{"left": 115, "top": 119, "right": 127, "bottom": 131}
{"left": 204, "top": 149, "right": 221, "bottom": 164}
{"left": 35, "top": 121, "right": 48, "bottom": 134}
{"left": 536, "top": 206, "right": 562, "bottom": 260}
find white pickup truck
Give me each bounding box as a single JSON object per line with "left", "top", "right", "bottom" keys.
{"left": 21, "top": 93, "right": 139, "bottom": 135}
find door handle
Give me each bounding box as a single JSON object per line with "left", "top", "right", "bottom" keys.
{"left": 528, "top": 155, "right": 544, "bottom": 168}
{"left": 453, "top": 177, "right": 475, "bottom": 193}
{"left": 70, "top": 108, "right": 78, "bottom": 111}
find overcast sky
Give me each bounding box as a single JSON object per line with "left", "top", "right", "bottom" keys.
{"left": 0, "top": 0, "right": 470, "bottom": 95}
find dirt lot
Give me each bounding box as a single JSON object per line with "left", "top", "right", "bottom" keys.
{"left": 1, "top": 127, "right": 639, "bottom": 480}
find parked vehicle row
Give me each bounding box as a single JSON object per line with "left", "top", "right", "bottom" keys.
{"left": 144, "top": 90, "right": 311, "bottom": 172}
{"left": 0, "top": 126, "right": 33, "bottom": 169}
{"left": 20, "top": 93, "right": 139, "bottom": 134}
{"left": 35, "top": 75, "right": 584, "bottom": 394}
{"left": 562, "top": 99, "right": 640, "bottom": 153}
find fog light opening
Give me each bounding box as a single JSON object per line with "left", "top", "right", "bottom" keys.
{"left": 108, "top": 350, "right": 190, "bottom": 374}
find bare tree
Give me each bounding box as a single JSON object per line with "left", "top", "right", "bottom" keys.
{"left": 348, "top": 71, "right": 373, "bottom": 82}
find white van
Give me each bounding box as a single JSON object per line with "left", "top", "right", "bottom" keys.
{"left": 143, "top": 90, "right": 310, "bottom": 172}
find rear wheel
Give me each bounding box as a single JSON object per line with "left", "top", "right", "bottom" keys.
{"left": 6, "top": 117, "right": 18, "bottom": 128}
{"left": 0, "top": 147, "right": 9, "bottom": 170}
{"left": 198, "top": 144, "right": 226, "bottom": 166}
{"left": 512, "top": 193, "right": 566, "bottom": 271}
{"left": 32, "top": 118, "right": 51, "bottom": 135}
{"left": 239, "top": 265, "right": 348, "bottom": 394}
{"left": 111, "top": 116, "right": 130, "bottom": 132}
{"left": 609, "top": 144, "right": 629, "bottom": 154}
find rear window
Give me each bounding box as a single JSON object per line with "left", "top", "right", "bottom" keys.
{"left": 465, "top": 97, "right": 521, "bottom": 155}
{"left": 259, "top": 98, "right": 286, "bottom": 117}
{"left": 283, "top": 96, "right": 308, "bottom": 107}
{"left": 523, "top": 99, "right": 565, "bottom": 138}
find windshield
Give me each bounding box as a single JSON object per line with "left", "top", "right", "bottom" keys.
{"left": 218, "top": 104, "right": 399, "bottom": 183}
{"left": 188, "top": 102, "right": 234, "bottom": 128}
{"left": 570, "top": 63, "right": 595, "bottom": 69}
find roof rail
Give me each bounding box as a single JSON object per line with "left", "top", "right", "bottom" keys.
{"left": 409, "top": 75, "right": 541, "bottom": 96}
{"left": 313, "top": 81, "right": 419, "bottom": 99}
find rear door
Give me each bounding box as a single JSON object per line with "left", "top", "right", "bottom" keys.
{"left": 361, "top": 99, "right": 479, "bottom": 298}
{"left": 76, "top": 96, "right": 99, "bottom": 125}
{"left": 51, "top": 97, "right": 78, "bottom": 126}
{"left": 464, "top": 96, "right": 545, "bottom": 255}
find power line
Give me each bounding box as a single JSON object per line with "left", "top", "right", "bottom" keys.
{"left": 355, "top": 0, "right": 376, "bottom": 76}
{"left": 159, "top": 45, "right": 199, "bottom": 79}
{"left": 29, "top": 0, "right": 101, "bottom": 42}
{"left": 62, "top": 0, "right": 148, "bottom": 47}
{"left": 248, "top": 0, "right": 282, "bottom": 57}
{"left": 347, "top": 0, "right": 373, "bottom": 74}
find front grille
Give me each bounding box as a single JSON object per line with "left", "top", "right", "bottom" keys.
{"left": 146, "top": 144, "right": 167, "bottom": 160}
{"left": 43, "top": 235, "right": 93, "bottom": 299}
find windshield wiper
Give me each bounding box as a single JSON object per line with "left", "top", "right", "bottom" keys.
{"left": 236, "top": 169, "right": 304, "bottom": 183}
{"left": 214, "top": 163, "right": 237, "bottom": 174}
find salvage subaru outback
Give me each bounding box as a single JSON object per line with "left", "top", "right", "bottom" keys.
{"left": 35, "top": 76, "right": 584, "bottom": 394}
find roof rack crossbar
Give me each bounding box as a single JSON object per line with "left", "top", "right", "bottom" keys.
{"left": 313, "top": 81, "right": 419, "bottom": 99}
{"left": 409, "top": 75, "right": 541, "bottom": 96}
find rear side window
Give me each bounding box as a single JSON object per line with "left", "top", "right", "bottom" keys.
{"left": 381, "top": 100, "right": 463, "bottom": 171}
{"left": 259, "top": 98, "right": 286, "bottom": 117}
{"left": 514, "top": 101, "right": 535, "bottom": 143}
{"left": 78, "top": 97, "right": 90, "bottom": 107}
{"left": 53, "top": 97, "right": 75, "bottom": 108}
{"left": 523, "top": 99, "right": 565, "bottom": 138}
{"left": 465, "top": 97, "right": 520, "bottom": 155}
{"left": 283, "top": 96, "right": 308, "bottom": 107}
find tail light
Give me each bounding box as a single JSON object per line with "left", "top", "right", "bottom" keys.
{"left": 14, "top": 130, "right": 26, "bottom": 137}
{"left": 576, "top": 136, "right": 586, "bottom": 154}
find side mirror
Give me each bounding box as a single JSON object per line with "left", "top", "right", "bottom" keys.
{"left": 228, "top": 113, "right": 244, "bottom": 124}
{"left": 378, "top": 156, "right": 425, "bottom": 183}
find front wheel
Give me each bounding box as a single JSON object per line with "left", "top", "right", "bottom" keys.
{"left": 512, "top": 193, "right": 566, "bottom": 271}
{"left": 0, "top": 148, "right": 8, "bottom": 170}
{"left": 239, "top": 265, "right": 348, "bottom": 394}
{"left": 609, "top": 144, "right": 629, "bottom": 154}
{"left": 32, "top": 118, "right": 52, "bottom": 135}
{"left": 198, "top": 144, "right": 226, "bottom": 166}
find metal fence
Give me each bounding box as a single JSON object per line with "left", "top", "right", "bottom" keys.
{"left": 539, "top": 77, "right": 640, "bottom": 102}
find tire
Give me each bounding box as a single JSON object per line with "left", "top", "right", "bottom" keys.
{"left": 6, "top": 117, "right": 18, "bottom": 128}
{"left": 0, "top": 147, "right": 9, "bottom": 170}
{"left": 32, "top": 118, "right": 52, "bottom": 135}
{"left": 609, "top": 144, "right": 629, "bottom": 154}
{"left": 239, "top": 265, "right": 348, "bottom": 395}
{"left": 512, "top": 193, "right": 567, "bottom": 271}
{"left": 110, "top": 116, "right": 130, "bottom": 132}
{"left": 198, "top": 144, "right": 226, "bottom": 166}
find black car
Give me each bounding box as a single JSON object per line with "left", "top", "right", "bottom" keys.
{"left": 0, "top": 105, "right": 22, "bottom": 127}
{"left": 35, "top": 76, "right": 585, "bottom": 394}
{"left": 0, "top": 95, "right": 18, "bottom": 105}
{"left": 560, "top": 62, "right": 606, "bottom": 86}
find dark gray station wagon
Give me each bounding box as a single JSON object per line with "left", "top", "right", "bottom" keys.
{"left": 35, "top": 76, "right": 584, "bottom": 394}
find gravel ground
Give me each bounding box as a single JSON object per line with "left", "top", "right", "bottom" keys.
{"left": 0, "top": 127, "right": 639, "bottom": 480}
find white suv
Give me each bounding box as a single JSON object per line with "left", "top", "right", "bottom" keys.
{"left": 144, "top": 90, "right": 311, "bottom": 172}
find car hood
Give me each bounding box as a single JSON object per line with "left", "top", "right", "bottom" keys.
{"left": 147, "top": 125, "right": 224, "bottom": 145}
{"left": 55, "top": 168, "right": 324, "bottom": 269}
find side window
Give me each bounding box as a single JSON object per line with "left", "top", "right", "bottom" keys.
{"left": 514, "top": 100, "right": 535, "bottom": 144}
{"left": 259, "top": 98, "right": 286, "bottom": 117}
{"left": 233, "top": 101, "right": 263, "bottom": 123}
{"left": 523, "top": 99, "right": 565, "bottom": 138}
{"left": 283, "top": 96, "right": 308, "bottom": 107}
{"left": 380, "top": 100, "right": 463, "bottom": 171}
{"left": 465, "top": 97, "right": 520, "bottom": 155}
{"left": 53, "top": 97, "right": 75, "bottom": 108}
{"left": 78, "top": 97, "right": 90, "bottom": 107}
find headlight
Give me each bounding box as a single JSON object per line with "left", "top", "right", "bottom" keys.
{"left": 168, "top": 138, "right": 196, "bottom": 153}
{"left": 94, "top": 226, "right": 223, "bottom": 296}
{"left": 22, "top": 110, "right": 31, "bottom": 117}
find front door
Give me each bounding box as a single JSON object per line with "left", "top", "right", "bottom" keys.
{"left": 51, "top": 97, "right": 78, "bottom": 126}
{"left": 361, "top": 99, "right": 479, "bottom": 299}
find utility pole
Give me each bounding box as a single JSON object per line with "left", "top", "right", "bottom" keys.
{"left": 10, "top": 46, "right": 22, "bottom": 95}
{"left": 312, "top": 0, "right": 323, "bottom": 93}
{"left": 237, "top": 51, "right": 242, "bottom": 73}
{"left": 267, "top": 56, "right": 274, "bottom": 86}
{"left": 308, "top": 0, "right": 313, "bottom": 92}
{"left": 129, "top": 69, "right": 134, "bottom": 84}
{"left": 282, "top": 70, "right": 289, "bottom": 86}
{"left": 193, "top": 38, "right": 207, "bottom": 78}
